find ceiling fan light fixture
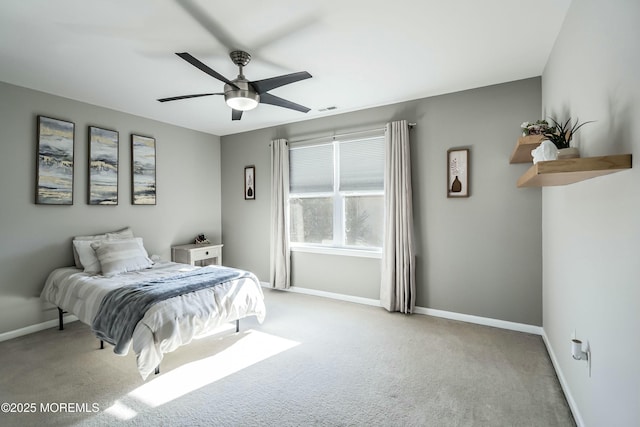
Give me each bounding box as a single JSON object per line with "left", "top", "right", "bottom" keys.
{"left": 225, "top": 92, "right": 259, "bottom": 111}
{"left": 224, "top": 80, "right": 259, "bottom": 111}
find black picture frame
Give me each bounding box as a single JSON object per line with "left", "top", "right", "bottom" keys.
{"left": 88, "top": 126, "right": 119, "bottom": 205}
{"left": 244, "top": 165, "right": 255, "bottom": 200}
{"left": 36, "top": 115, "right": 75, "bottom": 205}
{"left": 447, "top": 148, "right": 469, "bottom": 198}
{"left": 131, "top": 134, "right": 156, "bottom": 205}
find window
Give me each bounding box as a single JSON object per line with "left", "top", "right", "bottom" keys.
{"left": 289, "top": 133, "right": 385, "bottom": 252}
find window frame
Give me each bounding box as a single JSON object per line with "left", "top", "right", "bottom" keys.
{"left": 288, "top": 134, "right": 384, "bottom": 256}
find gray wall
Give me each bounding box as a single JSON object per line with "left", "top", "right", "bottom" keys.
{"left": 221, "top": 77, "right": 543, "bottom": 325}
{"left": 541, "top": 0, "right": 640, "bottom": 425}
{"left": 0, "top": 81, "right": 221, "bottom": 334}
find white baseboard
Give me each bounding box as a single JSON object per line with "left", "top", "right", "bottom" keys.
{"left": 541, "top": 331, "right": 584, "bottom": 427}
{"left": 281, "top": 285, "right": 381, "bottom": 307}
{"left": 414, "top": 306, "right": 543, "bottom": 335}
{"left": 0, "top": 315, "right": 78, "bottom": 343}
{"left": 273, "top": 284, "right": 543, "bottom": 335}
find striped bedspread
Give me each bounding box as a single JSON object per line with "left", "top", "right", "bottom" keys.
{"left": 41, "top": 262, "right": 202, "bottom": 326}
{"left": 92, "top": 266, "right": 250, "bottom": 355}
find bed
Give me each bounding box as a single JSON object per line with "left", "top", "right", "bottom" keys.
{"left": 40, "top": 229, "right": 266, "bottom": 380}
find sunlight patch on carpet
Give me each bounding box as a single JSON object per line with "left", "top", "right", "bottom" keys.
{"left": 104, "top": 399, "right": 138, "bottom": 420}
{"left": 128, "top": 330, "right": 299, "bottom": 407}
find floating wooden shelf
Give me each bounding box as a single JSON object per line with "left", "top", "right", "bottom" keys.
{"left": 517, "top": 154, "right": 632, "bottom": 187}
{"left": 510, "top": 135, "right": 544, "bottom": 163}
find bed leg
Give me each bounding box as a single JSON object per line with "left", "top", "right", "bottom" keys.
{"left": 100, "top": 340, "right": 104, "bottom": 349}
{"left": 58, "top": 307, "right": 64, "bottom": 331}
{"left": 155, "top": 366, "right": 160, "bottom": 375}
{"left": 235, "top": 319, "right": 239, "bottom": 333}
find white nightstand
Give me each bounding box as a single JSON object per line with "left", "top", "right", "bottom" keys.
{"left": 171, "top": 243, "right": 223, "bottom": 266}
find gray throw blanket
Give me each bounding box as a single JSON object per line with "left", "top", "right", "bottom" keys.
{"left": 92, "top": 266, "right": 250, "bottom": 355}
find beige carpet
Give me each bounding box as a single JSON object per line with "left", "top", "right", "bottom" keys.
{"left": 0, "top": 289, "right": 574, "bottom": 426}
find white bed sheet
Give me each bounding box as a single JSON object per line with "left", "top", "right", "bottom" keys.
{"left": 41, "top": 261, "right": 266, "bottom": 379}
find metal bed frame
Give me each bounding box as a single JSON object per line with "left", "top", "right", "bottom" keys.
{"left": 57, "top": 307, "right": 240, "bottom": 375}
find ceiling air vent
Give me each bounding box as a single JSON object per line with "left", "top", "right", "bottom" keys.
{"left": 318, "top": 106, "right": 337, "bottom": 112}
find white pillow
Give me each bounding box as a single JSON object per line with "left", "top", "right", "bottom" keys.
{"left": 72, "top": 227, "right": 134, "bottom": 268}
{"left": 73, "top": 240, "right": 103, "bottom": 274}
{"left": 91, "top": 237, "right": 153, "bottom": 277}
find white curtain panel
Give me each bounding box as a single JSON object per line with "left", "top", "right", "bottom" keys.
{"left": 270, "top": 139, "right": 291, "bottom": 289}
{"left": 380, "top": 120, "right": 416, "bottom": 313}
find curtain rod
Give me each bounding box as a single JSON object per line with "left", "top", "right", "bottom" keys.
{"left": 289, "top": 122, "right": 416, "bottom": 145}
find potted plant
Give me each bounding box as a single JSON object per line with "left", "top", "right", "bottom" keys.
{"left": 541, "top": 117, "right": 594, "bottom": 159}
{"left": 520, "top": 119, "right": 551, "bottom": 136}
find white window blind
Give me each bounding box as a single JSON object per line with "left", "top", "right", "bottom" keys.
{"left": 289, "top": 143, "right": 333, "bottom": 193}
{"left": 289, "top": 131, "right": 385, "bottom": 252}
{"left": 339, "top": 137, "right": 384, "bottom": 191}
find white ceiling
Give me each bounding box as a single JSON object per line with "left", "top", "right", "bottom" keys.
{"left": 0, "top": 0, "right": 571, "bottom": 136}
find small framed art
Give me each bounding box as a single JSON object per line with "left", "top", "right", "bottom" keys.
{"left": 244, "top": 166, "right": 255, "bottom": 200}
{"left": 447, "top": 148, "right": 469, "bottom": 198}
{"left": 88, "top": 126, "right": 119, "bottom": 205}
{"left": 131, "top": 134, "right": 156, "bottom": 205}
{"left": 36, "top": 116, "right": 75, "bottom": 205}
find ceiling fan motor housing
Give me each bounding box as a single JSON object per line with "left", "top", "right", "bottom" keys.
{"left": 224, "top": 79, "right": 260, "bottom": 111}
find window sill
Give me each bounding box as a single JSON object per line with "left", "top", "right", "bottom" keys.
{"left": 290, "top": 245, "right": 382, "bottom": 259}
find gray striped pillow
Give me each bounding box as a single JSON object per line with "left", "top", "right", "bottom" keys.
{"left": 91, "top": 237, "right": 153, "bottom": 277}
{"left": 72, "top": 227, "right": 134, "bottom": 268}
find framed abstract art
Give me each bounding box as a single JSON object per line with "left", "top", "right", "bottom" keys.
{"left": 131, "top": 134, "right": 156, "bottom": 205}
{"left": 88, "top": 126, "right": 119, "bottom": 205}
{"left": 36, "top": 116, "right": 75, "bottom": 205}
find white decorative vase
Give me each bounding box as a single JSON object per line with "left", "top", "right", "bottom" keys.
{"left": 531, "top": 140, "right": 558, "bottom": 164}
{"left": 557, "top": 147, "right": 580, "bottom": 159}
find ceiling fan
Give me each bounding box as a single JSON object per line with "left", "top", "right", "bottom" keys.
{"left": 158, "top": 50, "right": 312, "bottom": 121}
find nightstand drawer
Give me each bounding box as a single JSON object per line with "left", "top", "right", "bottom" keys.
{"left": 190, "top": 246, "right": 220, "bottom": 262}
{"left": 171, "top": 243, "right": 223, "bottom": 266}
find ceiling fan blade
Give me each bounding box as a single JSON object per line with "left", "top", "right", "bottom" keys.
{"left": 157, "top": 93, "right": 223, "bottom": 102}
{"left": 176, "top": 52, "right": 239, "bottom": 89}
{"left": 259, "top": 93, "right": 310, "bottom": 113}
{"left": 176, "top": 0, "right": 316, "bottom": 71}
{"left": 232, "top": 109, "right": 243, "bottom": 121}
{"left": 250, "top": 71, "right": 312, "bottom": 94}
{"left": 175, "top": 0, "right": 240, "bottom": 52}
